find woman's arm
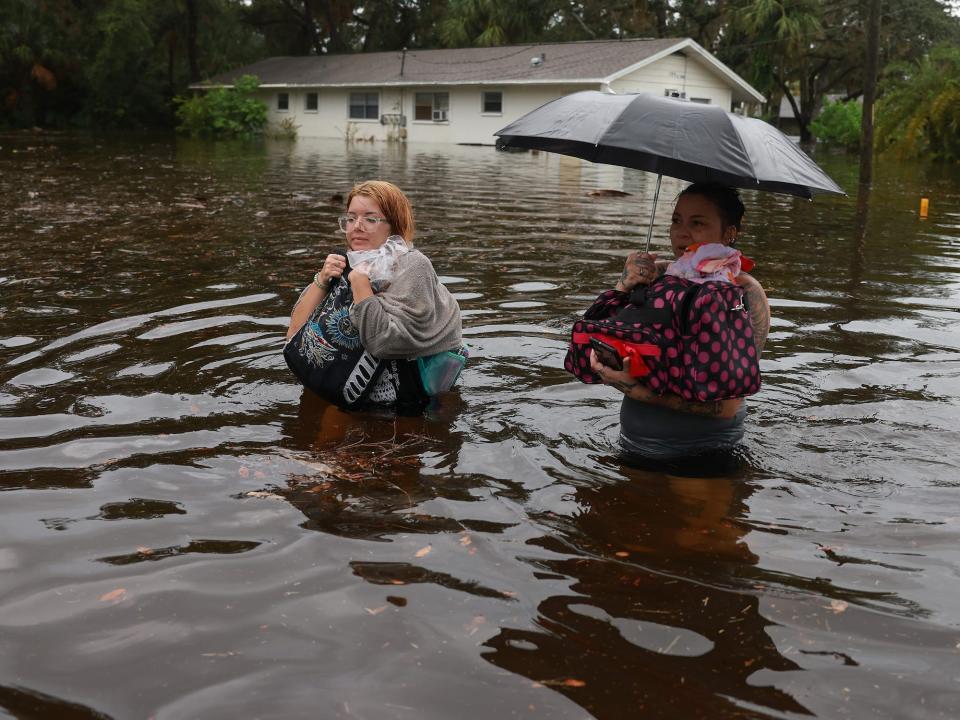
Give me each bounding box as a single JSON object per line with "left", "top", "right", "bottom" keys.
{"left": 286, "top": 253, "right": 347, "bottom": 340}
{"left": 589, "top": 353, "right": 743, "bottom": 419}
{"left": 287, "top": 282, "right": 327, "bottom": 340}
{"left": 736, "top": 272, "right": 770, "bottom": 354}
{"left": 349, "top": 251, "right": 462, "bottom": 359}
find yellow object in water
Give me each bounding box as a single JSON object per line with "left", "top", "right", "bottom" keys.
{"left": 920, "top": 197, "right": 929, "bottom": 218}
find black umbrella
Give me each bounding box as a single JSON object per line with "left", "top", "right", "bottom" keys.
{"left": 495, "top": 91, "right": 846, "bottom": 250}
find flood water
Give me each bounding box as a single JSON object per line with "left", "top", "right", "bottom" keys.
{"left": 2, "top": 132, "right": 959, "bottom": 719}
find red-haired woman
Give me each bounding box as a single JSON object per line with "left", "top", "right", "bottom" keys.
{"left": 285, "top": 180, "right": 463, "bottom": 414}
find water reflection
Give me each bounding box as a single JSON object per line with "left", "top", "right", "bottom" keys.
{"left": 482, "top": 465, "right": 808, "bottom": 719}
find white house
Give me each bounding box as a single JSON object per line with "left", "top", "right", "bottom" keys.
{"left": 194, "top": 38, "right": 765, "bottom": 145}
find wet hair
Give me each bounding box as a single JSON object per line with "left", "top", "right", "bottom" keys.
{"left": 346, "top": 180, "right": 416, "bottom": 242}
{"left": 678, "top": 183, "right": 745, "bottom": 231}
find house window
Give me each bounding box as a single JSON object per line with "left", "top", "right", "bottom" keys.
{"left": 349, "top": 92, "right": 379, "bottom": 120}
{"left": 305, "top": 92, "right": 318, "bottom": 111}
{"left": 664, "top": 89, "right": 686, "bottom": 100}
{"left": 415, "top": 92, "right": 449, "bottom": 122}
{"left": 482, "top": 91, "right": 502, "bottom": 114}
{"left": 690, "top": 97, "right": 711, "bottom": 104}
{"left": 277, "top": 93, "right": 289, "bottom": 111}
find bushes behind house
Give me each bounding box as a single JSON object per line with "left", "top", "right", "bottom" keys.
{"left": 175, "top": 75, "right": 267, "bottom": 138}
{"left": 810, "top": 99, "right": 862, "bottom": 149}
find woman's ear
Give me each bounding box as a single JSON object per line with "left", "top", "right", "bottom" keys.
{"left": 724, "top": 226, "right": 739, "bottom": 246}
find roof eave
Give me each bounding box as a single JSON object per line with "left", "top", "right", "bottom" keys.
{"left": 189, "top": 78, "right": 606, "bottom": 90}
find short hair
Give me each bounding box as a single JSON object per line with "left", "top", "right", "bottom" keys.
{"left": 678, "top": 183, "right": 745, "bottom": 231}
{"left": 346, "top": 180, "right": 416, "bottom": 242}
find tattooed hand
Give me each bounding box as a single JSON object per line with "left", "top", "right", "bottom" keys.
{"left": 615, "top": 251, "right": 658, "bottom": 293}
{"left": 590, "top": 354, "right": 656, "bottom": 401}
{"left": 589, "top": 352, "right": 740, "bottom": 418}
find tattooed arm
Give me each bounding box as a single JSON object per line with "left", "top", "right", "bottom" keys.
{"left": 615, "top": 251, "right": 659, "bottom": 292}
{"left": 735, "top": 272, "right": 770, "bottom": 354}
{"left": 589, "top": 353, "right": 742, "bottom": 419}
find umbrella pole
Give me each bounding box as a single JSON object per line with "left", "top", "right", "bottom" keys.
{"left": 643, "top": 173, "right": 662, "bottom": 253}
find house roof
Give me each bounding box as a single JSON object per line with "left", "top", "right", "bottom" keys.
{"left": 195, "top": 38, "right": 764, "bottom": 104}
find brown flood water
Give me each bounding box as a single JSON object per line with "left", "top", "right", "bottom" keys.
{"left": 1, "top": 132, "right": 960, "bottom": 719}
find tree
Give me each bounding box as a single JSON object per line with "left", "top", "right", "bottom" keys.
{"left": 718, "top": 0, "right": 959, "bottom": 143}
{"left": 0, "top": 0, "right": 99, "bottom": 127}
{"left": 436, "top": 0, "right": 557, "bottom": 47}
{"left": 88, "top": 0, "right": 168, "bottom": 125}
{"left": 876, "top": 43, "right": 960, "bottom": 162}
{"left": 238, "top": 0, "right": 356, "bottom": 55}
{"left": 721, "top": 0, "right": 823, "bottom": 141}
{"left": 1, "top": 0, "right": 264, "bottom": 128}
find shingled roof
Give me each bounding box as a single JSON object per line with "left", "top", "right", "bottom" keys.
{"left": 195, "top": 38, "right": 764, "bottom": 103}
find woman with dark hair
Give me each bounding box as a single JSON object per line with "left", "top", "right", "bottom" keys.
{"left": 588, "top": 183, "right": 771, "bottom": 459}
{"left": 285, "top": 180, "right": 463, "bottom": 414}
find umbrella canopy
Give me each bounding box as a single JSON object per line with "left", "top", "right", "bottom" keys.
{"left": 495, "top": 91, "right": 846, "bottom": 200}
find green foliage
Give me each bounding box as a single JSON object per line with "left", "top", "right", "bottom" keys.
{"left": 877, "top": 44, "right": 960, "bottom": 162}
{"left": 4, "top": 0, "right": 960, "bottom": 137}
{"left": 175, "top": 75, "right": 268, "bottom": 138}
{"left": 88, "top": 0, "right": 167, "bottom": 125}
{"left": 810, "top": 99, "right": 862, "bottom": 149}
{"left": 0, "top": 0, "right": 263, "bottom": 129}
{"left": 0, "top": 0, "right": 95, "bottom": 127}
{"left": 437, "top": 0, "right": 554, "bottom": 47}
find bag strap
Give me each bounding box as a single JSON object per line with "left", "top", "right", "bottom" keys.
{"left": 615, "top": 304, "right": 673, "bottom": 326}
{"left": 615, "top": 283, "right": 673, "bottom": 325}
{"left": 341, "top": 351, "right": 387, "bottom": 406}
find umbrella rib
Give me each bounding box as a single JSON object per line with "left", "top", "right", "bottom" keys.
{"left": 723, "top": 108, "right": 759, "bottom": 185}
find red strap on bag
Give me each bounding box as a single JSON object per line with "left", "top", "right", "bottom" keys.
{"left": 571, "top": 332, "right": 660, "bottom": 377}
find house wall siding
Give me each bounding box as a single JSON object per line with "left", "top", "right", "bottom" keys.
{"left": 610, "top": 54, "right": 732, "bottom": 109}
{"left": 259, "top": 85, "right": 593, "bottom": 144}
{"left": 257, "top": 56, "right": 735, "bottom": 144}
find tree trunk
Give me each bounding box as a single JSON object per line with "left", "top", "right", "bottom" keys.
{"left": 168, "top": 35, "right": 176, "bottom": 116}
{"left": 859, "top": 0, "right": 881, "bottom": 188}
{"left": 318, "top": 0, "right": 342, "bottom": 53}
{"left": 653, "top": 1, "right": 668, "bottom": 37}
{"left": 797, "top": 71, "right": 824, "bottom": 145}
{"left": 778, "top": 80, "right": 802, "bottom": 135}
{"left": 186, "top": 0, "right": 200, "bottom": 82}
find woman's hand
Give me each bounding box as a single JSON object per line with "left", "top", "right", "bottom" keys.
{"left": 616, "top": 251, "right": 658, "bottom": 292}
{"left": 589, "top": 351, "right": 741, "bottom": 418}
{"left": 347, "top": 268, "right": 374, "bottom": 303}
{"left": 589, "top": 353, "right": 655, "bottom": 401}
{"left": 319, "top": 253, "right": 347, "bottom": 286}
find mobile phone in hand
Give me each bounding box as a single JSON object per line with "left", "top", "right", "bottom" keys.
{"left": 590, "top": 338, "right": 623, "bottom": 370}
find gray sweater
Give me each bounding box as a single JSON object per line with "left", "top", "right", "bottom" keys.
{"left": 349, "top": 249, "right": 462, "bottom": 360}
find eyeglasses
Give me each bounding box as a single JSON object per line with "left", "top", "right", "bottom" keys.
{"left": 338, "top": 214, "right": 389, "bottom": 232}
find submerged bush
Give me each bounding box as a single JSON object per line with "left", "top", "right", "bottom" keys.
{"left": 271, "top": 116, "right": 299, "bottom": 140}
{"left": 810, "top": 99, "right": 862, "bottom": 149}
{"left": 175, "top": 75, "right": 267, "bottom": 138}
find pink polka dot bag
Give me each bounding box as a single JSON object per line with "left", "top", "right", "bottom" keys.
{"left": 564, "top": 275, "right": 761, "bottom": 402}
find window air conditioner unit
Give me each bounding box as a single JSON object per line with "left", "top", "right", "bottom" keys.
{"left": 433, "top": 110, "right": 448, "bottom": 121}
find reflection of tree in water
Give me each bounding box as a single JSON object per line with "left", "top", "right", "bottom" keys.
{"left": 483, "top": 465, "right": 809, "bottom": 719}
{"left": 276, "top": 390, "right": 514, "bottom": 542}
